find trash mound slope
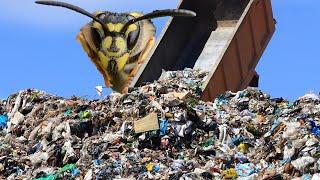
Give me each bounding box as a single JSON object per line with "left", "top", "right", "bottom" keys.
{"left": 0, "top": 69, "right": 320, "bottom": 180}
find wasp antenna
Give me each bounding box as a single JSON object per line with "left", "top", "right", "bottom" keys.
{"left": 123, "top": 9, "right": 196, "bottom": 30}
{"left": 35, "top": 0, "right": 109, "bottom": 31}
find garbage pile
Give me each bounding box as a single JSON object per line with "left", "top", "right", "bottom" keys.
{"left": 0, "top": 69, "right": 320, "bottom": 180}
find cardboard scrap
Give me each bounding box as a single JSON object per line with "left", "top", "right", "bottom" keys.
{"left": 171, "top": 91, "right": 190, "bottom": 100}
{"left": 134, "top": 113, "right": 159, "bottom": 133}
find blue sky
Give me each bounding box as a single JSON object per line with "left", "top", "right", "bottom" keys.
{"left": 0, "top": 0, "right": 319, "bottom": 100}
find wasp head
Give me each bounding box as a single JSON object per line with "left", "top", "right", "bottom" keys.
{"left": 91, "top": 12, "right": 140, "bottom": 59}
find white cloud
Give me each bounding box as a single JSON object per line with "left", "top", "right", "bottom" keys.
{"left": 0, "top": 0, "right": 178, "bottom": 29}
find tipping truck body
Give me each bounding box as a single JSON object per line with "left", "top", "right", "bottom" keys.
{"left": 130, "top": 0, "right": 275, "bottom": 102}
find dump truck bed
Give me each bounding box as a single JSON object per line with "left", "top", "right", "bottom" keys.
{"left": 130, "top": 0, "right": 275, "bottom": 102}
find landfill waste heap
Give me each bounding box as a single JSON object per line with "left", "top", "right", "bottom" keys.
{"left": 0, "top": 69, "right": 320, "bottom": 180}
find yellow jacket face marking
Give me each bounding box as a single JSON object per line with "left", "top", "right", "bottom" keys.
{"left": 97, "top": 51, "right": 129, "bottom": 75}
{"left": 115, "top": 37, "right": 126, "bottom": 53}
{"left": 92, "top": 21, "right": 138, "bottom": 58}
{"left": 102, "top": 36, "right": 112, "bottom": 50}
{"left": 116, "top": 53, "right": 130, "bottom": 71}
{"left": 102, "top": 36, "right": 127, "bottom": 57}
{"left": 106, "top": 23, "right": 124, "bottom": 32}
{"left": 98, "top": 51, "right": 110, "bottom": 70}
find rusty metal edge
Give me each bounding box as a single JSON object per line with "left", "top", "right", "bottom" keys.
{"left": 201, "top": 0, "right": 255, "bottom": 91}
{"left": 239, "top": 0, "right": 276, "bottom": 91}
{"left": 201, "top": 0, "right": 276, "bottom": 101}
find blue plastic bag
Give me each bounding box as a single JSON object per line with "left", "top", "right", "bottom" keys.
{"left": 71, "top": 168, "right": 80, "bottom": 177}
{"left": 153, "top": 165, "right": 161, "bottom": 172}
{"left": 0, "top": 114, "right": 8, "bottom": 129}
{"left": 236, "top": 163, "right": 257, "bottom": 177}
{"left": 310, "top": 120, "right": 320, "bottom": 137}
{"left": 160, "top": 119, "right": 169, "bottom": 136}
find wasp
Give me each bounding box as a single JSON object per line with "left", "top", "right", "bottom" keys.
{"left": 35, "top": 1, "right": 196, "bottom": 93}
